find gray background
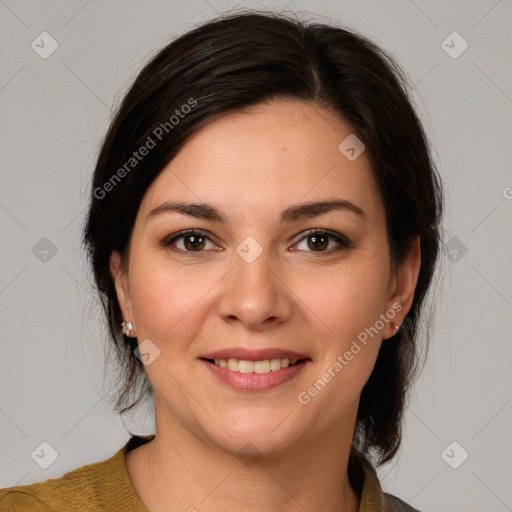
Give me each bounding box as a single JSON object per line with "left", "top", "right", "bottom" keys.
{"left": 0, "top": 0, "right": 511, "bottom": 510}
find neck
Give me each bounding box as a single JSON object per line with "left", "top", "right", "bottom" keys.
{"left": 126, "top": 398, "right": 361, "bottom": 512}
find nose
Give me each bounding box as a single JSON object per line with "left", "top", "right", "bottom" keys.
{"left": 217, "top": 247, "right": 293, "bottom": 330}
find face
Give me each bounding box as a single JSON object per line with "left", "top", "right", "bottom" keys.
{"left": 111, "top": 98, "right": 419, "bottom": 456}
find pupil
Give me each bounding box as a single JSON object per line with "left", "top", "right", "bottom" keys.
{"left": 185, "top": 235, "right": 205, "bottom": 251}
{"left": 308, "top": 235, "right": 328, "bottom": 251}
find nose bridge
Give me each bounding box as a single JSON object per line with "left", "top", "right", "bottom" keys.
{"left": 218, "top": 237, "right": 291, "bottom": 327}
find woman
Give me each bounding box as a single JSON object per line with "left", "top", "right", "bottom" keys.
{"left": 0, "top": 10, "right": 442, "bottom": 512}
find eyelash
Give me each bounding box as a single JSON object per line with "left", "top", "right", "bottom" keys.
{"left": 162, "top": 228, "right": 352, "bottom": 257}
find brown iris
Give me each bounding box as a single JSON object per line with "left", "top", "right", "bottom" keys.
{"left": 184, "top": 234, "right": 206, "bottom": 251}
{"left": 307, "top": 233, "right": 329, "bottom": 251}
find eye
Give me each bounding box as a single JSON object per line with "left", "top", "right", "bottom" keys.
{"left": 163, "top": 228, "right": 352, "bottom": 256}
{"left": 163, "top": 229, "right": 218, "bottom": 254}
{"left": 293, "top": 229, "right": 352, "bottom": 254}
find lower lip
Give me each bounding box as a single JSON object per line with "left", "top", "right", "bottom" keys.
{"left": 202, "top": 359, "right": 308, "bottom": 390}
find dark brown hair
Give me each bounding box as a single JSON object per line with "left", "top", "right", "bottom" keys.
{"left": 82, "top": 10, "right": 443, "bottom": 465}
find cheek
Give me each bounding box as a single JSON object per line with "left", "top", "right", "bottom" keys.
{"left": 291, "top": 253, "right": 389, "bottom": 397}
{"left": 295, "top": 256, "right": 389, "bottom": 341}
{"left": 128, "top": 253, "right": 218, "bottom": 347}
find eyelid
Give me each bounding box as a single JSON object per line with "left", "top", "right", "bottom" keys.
{"left": 163, "top": 228, "right": 352, "bottom": 255}
{"left": 293, "top": 228, "right": 351, "bottom": 243}
{"left": 291, "top": 228, "right": 352, "bottom": 253}
{"left": 163, "top": 229, "right": 219, "bottom": 254}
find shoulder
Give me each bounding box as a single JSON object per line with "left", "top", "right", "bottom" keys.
{"left": 0, "top": 468, "right": 103, "bottom": 511}
{"left": 352, "top": 449, "right": 422, "bottom": 512}
{"left": 0, "top": 437, "right": 145, "bottom": 512}
{"left": 0, "top": 489, "right": 54, "bottom": 512}
{"left": 383, "top": 492, "right": 422, "bottom": 512}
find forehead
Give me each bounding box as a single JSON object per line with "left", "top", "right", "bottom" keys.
{"left": 139, "top": 99, "right": 384, "bottom": 223}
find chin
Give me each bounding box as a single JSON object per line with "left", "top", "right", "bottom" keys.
{"left": 197, "top": 409, "right": 304, "bottom": 458}
{"left": 211, "top": 430, "right": 297, "bottom": 459}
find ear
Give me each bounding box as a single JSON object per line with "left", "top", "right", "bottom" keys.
{"left": 109, "top": 251, "right": 135, "bottom": 333}
{"left": 383, "top": 236, "right": 421, "bottom": 340}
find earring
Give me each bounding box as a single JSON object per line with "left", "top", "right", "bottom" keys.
{"left": 392, "top": 322, "right": 401, "bottom": 333}
{"left": 121, "top": 321, "right": 134, "bottom": 337}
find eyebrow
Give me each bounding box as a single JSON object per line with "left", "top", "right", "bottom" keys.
{"left": 146, "top": 199, "right": 365, "bottom": 226}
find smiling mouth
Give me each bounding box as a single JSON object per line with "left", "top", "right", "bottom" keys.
{"left": 202, "top": 357, "right": 309, "bottom": 374}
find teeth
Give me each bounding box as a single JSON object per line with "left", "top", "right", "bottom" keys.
{"left": 213, "top": 357, "right": 301, "bottom": 373}
{"left": 227, "top": 358, "right": 239, "bottom": 371}
{"left": 238, "top": 360, "right": 254, "bottom": 373}
{"left": 270, "top": 358, "right": 281, "bottom": 371}
{"left": 254, "top": 360, "right": 270, "bottom": 373}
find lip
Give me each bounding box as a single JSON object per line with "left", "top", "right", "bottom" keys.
{"left": 202, "top": 358, "right": 309, "bottom": 391}
{"left": 201, "top": 348, "right": 308, "bottom": 361}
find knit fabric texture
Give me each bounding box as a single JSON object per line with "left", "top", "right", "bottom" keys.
{"left": 0, "top": 435, "right": 420, "bottom": 511}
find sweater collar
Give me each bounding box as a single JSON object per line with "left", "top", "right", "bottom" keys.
{"left": 109, "top": 434, "right": 388, "bottom": 512}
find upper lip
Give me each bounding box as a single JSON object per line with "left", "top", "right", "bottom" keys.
{"left": 201, "top": 348, "right": 309, "bottom": 361}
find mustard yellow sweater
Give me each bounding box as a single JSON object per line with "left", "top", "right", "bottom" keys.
{"left": 0, "top": 435, "right": 419, "bottom": 511}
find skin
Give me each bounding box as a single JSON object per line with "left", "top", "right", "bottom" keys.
{"left": 110, "top": 98, "right": 421, "bottom": 512}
